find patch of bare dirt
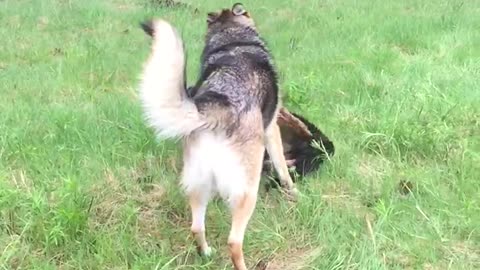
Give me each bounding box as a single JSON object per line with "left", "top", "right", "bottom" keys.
{"left": 445, "top": 241, "right": 480, "bottom": 264}
{"left": 255, "top": 246, "right": 322, "bottom": 270}
{"left": 147, "top": 0, "right": 198, "bottom": 13}
{"left": 320, "top": 181, "right": 372, "bottom": 219}
{"left": 88, "top": 170, "right": 131, "bottom": 227}
{"left": 88, "top": 165, "right": 167, "bottom": 227}
{"left": 356, "top": 154, "right": 391, "bottom": 184}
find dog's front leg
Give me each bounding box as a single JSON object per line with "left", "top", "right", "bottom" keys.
{"left": 265, "top": 122, "right": 299, "bottom": 200}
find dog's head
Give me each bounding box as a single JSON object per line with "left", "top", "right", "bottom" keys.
{"left": 206, "top": 3, "right": 255, "bottom": 32}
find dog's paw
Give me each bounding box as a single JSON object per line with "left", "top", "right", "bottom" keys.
{"left": 199, "top": 246, "right": 214, "bottom": 257}
{"left": 283, "top": 187, "right": 300, "bottom": 202}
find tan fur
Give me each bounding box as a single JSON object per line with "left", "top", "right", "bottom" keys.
{"left": 189, "top": 191, "right": 209, "bottom": 253}
{"left": 265, "top": 121, "right": 297, "bottom": 193}
{"left": 278, "top": 107, "right": 313, "bottom": 140}
{"left": 227, "top": 129, "right": 264, "bottom": 270}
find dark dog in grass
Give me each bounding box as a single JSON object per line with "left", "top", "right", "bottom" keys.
{"left": 262, "top": 107, "right": 335, "bottom": 189}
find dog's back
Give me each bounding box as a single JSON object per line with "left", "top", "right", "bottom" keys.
{"left": 188, "top": 10, "right": 279, "bottom": 134}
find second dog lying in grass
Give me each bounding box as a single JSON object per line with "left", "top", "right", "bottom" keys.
{"left": 262, "top": 107, "right": 335, "bottom": 189}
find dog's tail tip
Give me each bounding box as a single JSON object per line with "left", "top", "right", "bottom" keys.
{"left": 140, "top": 20, "right": 155, "bottom": 37}
{"left": 140, "top": 19, "right": 175, "bottom": 38}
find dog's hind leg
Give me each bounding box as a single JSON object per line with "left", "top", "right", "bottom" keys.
{"left": 181, "top": 150, "right": 213, "bottom": 256}
{"left": 188, "top": 190, "right": 212, "bottom": 256}
{"left": 215, "top": 138, "right": 264, "bottom": 270}
{"left": 228, "top": 189, "right": 258, "bottom": 270}
{"left": 265, "top": 122, "right": 299, "bottom": 199}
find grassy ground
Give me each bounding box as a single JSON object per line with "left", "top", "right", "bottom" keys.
{"left": 1, "top": 0, "right": 479, "bottom": 269}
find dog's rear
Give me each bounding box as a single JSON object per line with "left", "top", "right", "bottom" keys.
{"left": 139, "top": 4, "right": 296, "bottom": 270}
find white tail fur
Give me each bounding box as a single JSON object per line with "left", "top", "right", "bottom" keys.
{"left": 139, "top": 20, "right": 206, "bottom": 139}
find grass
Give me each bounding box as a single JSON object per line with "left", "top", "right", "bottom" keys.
{"left": 0, "top": 0, "right": 479, "bottom": 269}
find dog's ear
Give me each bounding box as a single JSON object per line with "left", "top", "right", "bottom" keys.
{"left": 207, "top": 12, "right": 219, "bottom": 24}
{"left": 277, "top": 108, "right": 313, "bottom": 140}
{"left": 232, "top": 3, "right": 248, "bottom": 16}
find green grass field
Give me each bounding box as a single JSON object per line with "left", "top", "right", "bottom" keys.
{"left": 1, "top": 0, "right": 479, "bottom": 269}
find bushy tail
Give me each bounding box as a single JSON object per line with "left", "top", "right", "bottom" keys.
{"left": 139, "top": 19, "right": 206, "bottom": 139}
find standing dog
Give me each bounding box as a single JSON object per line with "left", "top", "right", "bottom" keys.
{"left": 138, "top": 3, "right": 297, "bottom": 269}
